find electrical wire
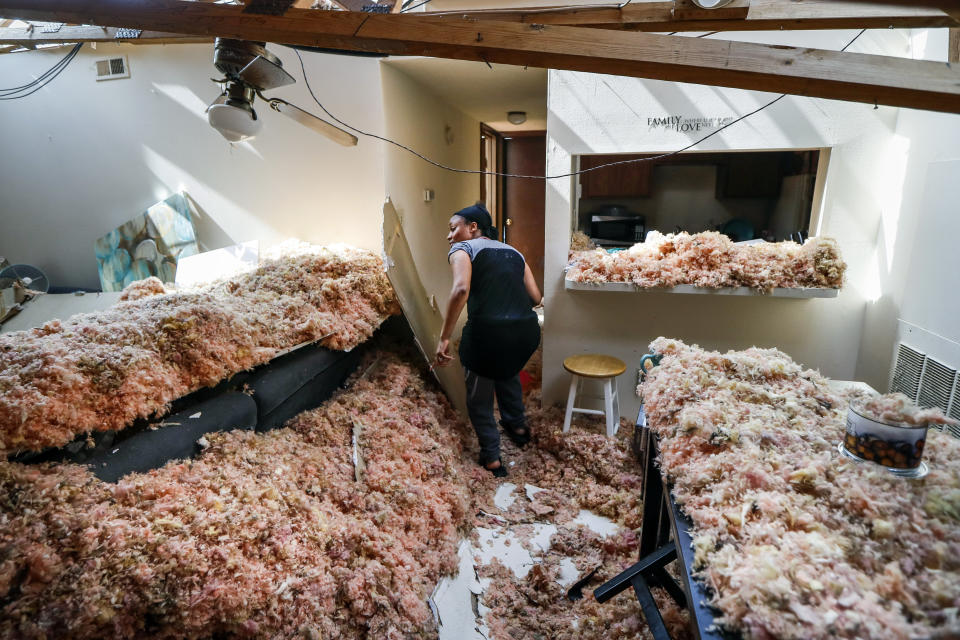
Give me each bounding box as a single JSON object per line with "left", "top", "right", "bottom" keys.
{"left": 1, "top": 49, "right": 79, "bottom": 100}
{"left": 0, "top": 43, "right": 79, "bottom": 95}
{"left": 0, "top": 42, "right": 81, "bottom": 93}
{"left": 841, "top": 27, "right": 866, "bottom": 52}
{"left": 288, "top": 28, "right": 866, "bottom": 180}
{"left": 0, "top": 56, "right": 69, "bottom": 94}
{"left": 0, "top": 43, "right": 82, "bottom": 100}
{"left": 400, "top": 0, "right": 432, "bottom": 13}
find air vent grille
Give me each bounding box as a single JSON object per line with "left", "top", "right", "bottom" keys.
{"left": 918, "top": 357, "right": 955, "bottom": 414}
{"left": 890, "top": 343, "right": 960, "bottom": 440}
{"left": 95, "top": 56, "right": 129, "bottom": 81}
{"left": 891, "top": 344, "right": 924, "bottom": 399}
{"left": 950, "top": 371, "right": 960, "bottom": 425}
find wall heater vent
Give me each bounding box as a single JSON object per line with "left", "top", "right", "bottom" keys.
{"left": 890, "top": 343, "right": 924, "bottom": 400}
{"left": 95, "top": 56, "right": 129, "bottom": 81}
{"left": 918, "top": 357, "right": 956, "bottom": 414}
{"left": 950, "top": 371, "right": 960, "bottom": 431}
{"left": 891, "top": 342, "right": 960, "bottom": 439}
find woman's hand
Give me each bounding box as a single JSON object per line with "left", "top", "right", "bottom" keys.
{"left": 435, "top": 339, "right": 454, "bottom": 368}
{"left": 436, "top": 251, "right": 471, "bottom": 369}
{"left": 523, "top": 263, "right": 542, "bottom": 308}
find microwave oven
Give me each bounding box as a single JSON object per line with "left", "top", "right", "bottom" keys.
{"left": 591, "top": 215, "right": 645, "bottom": 244}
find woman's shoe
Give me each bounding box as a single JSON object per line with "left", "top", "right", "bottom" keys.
{"left": 503, "top": 424, "right": 531, "bottom": 448}
{"left": 482, "top": 457, "right": 509, "bottom": 478}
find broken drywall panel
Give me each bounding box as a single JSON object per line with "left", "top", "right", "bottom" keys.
{"left": 382, "top": 198, "right": 467, "bottom": 414}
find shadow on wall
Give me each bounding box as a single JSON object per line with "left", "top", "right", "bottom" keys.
{"left": 184, "top": 193, "right": 237, "bottom": 253}
{"left": 857, "top": 294, "right": 901, "bottom": 392}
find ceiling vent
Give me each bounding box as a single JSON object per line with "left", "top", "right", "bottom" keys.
{"left": 95, "top": 55, "right": 129, "bottom": 81}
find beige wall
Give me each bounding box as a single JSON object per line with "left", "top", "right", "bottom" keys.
{"left": 0, "top": 43, "right": 386, "bottom": 289}
{"left": 380, "top": 61, "right": 481, "bottom": 329}
{"left": 542, "top": 29, "right": 922, "bottom": 419}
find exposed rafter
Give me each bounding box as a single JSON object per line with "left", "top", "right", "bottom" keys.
{"left": 0, "top": 0, "right": 955, "bottom": 34}
{"left": 0, "top": 25, "right": 211, "bottom": 47}
{"left": 416, "top": 0, "right": 957, "bottom": 32}
{"left": 0, "top": 0, "right": 958, "bottom": 114}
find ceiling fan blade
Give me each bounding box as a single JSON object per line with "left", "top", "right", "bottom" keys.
{"left": 238, "top": 55, "right": 295, "bottom": 92}
{"left": 271, "top": 101, "right": 358, "bottom": 147}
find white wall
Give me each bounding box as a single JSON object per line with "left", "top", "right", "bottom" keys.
{"left": 543, "top": 29, "right": 917, "bottom": 418}
{"left": 855, "top": 110, "right": 960, "bottom": 383}
{"left": 0, "top": 43, "right": 386, "bottom": 290}
{"left": 380, "top": 61, "right": 480, "bottom": 318}
{"left": 852, "top": 28, "right": 960, "bottom": 385}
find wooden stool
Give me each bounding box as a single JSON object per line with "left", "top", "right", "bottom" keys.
{"left": 563, "top": 354, "right": 626, "bottom": 437}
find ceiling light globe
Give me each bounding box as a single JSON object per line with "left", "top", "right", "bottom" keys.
{"left": 506, "top": 111, "right": 527, "bottom": 125}
{"left": 208, "top": 103, "right": 263, "bottom": 142}
{"left": 690, "top": 0, "right": 734, "bottom": 7}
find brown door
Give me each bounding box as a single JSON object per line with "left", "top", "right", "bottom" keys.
{"left": 502, "top": 132, "right": 546, "bottom": 292}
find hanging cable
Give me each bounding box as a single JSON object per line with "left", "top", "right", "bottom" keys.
{"left": 0, "top": 43, "right": 83, "bottom": 100}
{"left": 0, "top": 46, "right": 76, "bottom": 94}
{"left": 0, "top": 43, "right": 80, "bottom": 96}
{"left": 288, "top": 28, "right": 866, "bottom": 180}
{"left": 400, "top": 0, "right": 432, "bottom": 13}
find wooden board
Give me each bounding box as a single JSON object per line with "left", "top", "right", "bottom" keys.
{"left": 382, "top": 199, "right": 467, "bottom": 415}
{"left": 0, "top": 25, "right": 211, "bottom": 46}
{"left": 425, "top": 0, "right": 956, "bottom": 31}
{"left": 1, "top": 2, "right": 959, "bottom": 113}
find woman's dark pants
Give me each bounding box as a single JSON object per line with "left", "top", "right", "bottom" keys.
{"left": 464, "top": 368, "right": 527, "bottom": 465}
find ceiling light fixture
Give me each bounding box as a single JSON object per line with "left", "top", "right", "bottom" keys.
{"left": 207, "top": 82, "right": 262, "bottom": 142}
{"left": 690, "top": 0, "right": 735, "bottom": 8}
{"left": 506, "top": 110, "right": 527, "bottom": 125}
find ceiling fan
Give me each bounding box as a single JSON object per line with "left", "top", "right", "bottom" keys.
{"left": 206, "top": 39, "right": 358, "bottom": 147}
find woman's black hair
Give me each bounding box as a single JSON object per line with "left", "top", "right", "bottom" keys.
{"left": 453, "top": 203, "right": 498, "bottom": 240}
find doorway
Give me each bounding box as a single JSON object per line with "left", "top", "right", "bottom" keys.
{"left": 482, "top": 128, "right": 546, "bottom": 292}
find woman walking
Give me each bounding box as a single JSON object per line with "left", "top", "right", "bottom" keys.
{"left": 434, "top": 204, "right": 542, "bottom": 477}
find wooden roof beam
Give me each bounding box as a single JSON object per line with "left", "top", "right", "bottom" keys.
{"left": 0, "top": 25, "right": 211, "bottom": 46}
{"left": 318, "top": 0, "right": 401, "bottom": 12}
{"left": 0, "top": 0, "right": 958, "bottom": 114}
{"left": 423, "top": 0, "right": 958, "bottom": 32}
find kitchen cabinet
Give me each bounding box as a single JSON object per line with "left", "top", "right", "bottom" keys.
{"left": 579, "top": 154, "right": 652, "bottom": 198}
{"left": 716, "top": 154, "right": 782, "bottom": 198}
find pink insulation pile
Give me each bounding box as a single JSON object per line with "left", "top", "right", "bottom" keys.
{"left": 567, "top": 231, "right": 845, "bottom": 291}
{"left": 0, "top": 245, "right": 399, "bottom": 454}
{"left": 0, "top": 334, "right": 695, "bottom": 639}
{"left": 857, "top": 392, "right": 957, "bottom": 427}
{"left": 569, "top": 230, "right": 597, "bottom": 253}
{"left": 0, "top": 350, "right": 473, "bottom": 639}
{"left": 117, "top": 276, "right": 169, "bottom": 302}
{"left": 460, "top": 394, "right": 693, "bottom": 640}
{"left": 478, "top": 526, "right": 690, "bottom": 640}
{"left": 641, "top": 337, "right": 960, "bottom": 639}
